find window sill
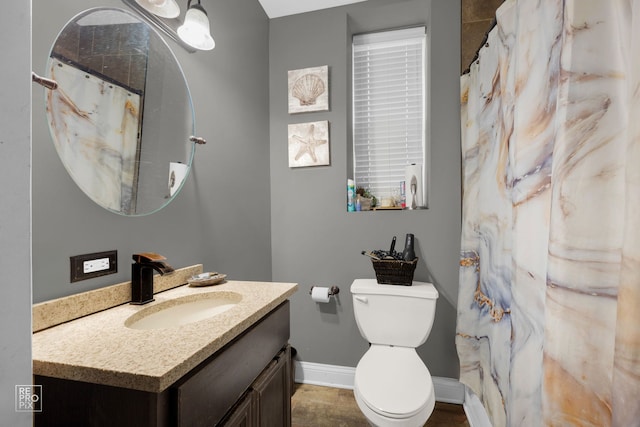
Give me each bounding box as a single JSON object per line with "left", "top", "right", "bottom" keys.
{"left": 372, "top": 206, "right": 403, "bottom": 211}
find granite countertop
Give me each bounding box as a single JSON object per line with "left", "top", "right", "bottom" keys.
{"left": 32, "top": 278, "right": 298, "bottom": 393}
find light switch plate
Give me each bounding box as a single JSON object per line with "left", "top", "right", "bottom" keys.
{"left": 70, "top": 250, "right": 118, "bottom": 282}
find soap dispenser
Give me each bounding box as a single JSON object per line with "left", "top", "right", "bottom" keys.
{"left": 131, "top": 252, "right": 174, "bottom": 305}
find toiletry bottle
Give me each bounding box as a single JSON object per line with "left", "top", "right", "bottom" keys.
{"left": 347, "top": 179, "right": 356, "bottom": 212}
{"left": 402, "top": 233, "right": 416, "bottom": 261}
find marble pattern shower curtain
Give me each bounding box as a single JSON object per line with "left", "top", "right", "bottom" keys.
{"left": 457, "top": 0, "right": 640, "bottom": 426}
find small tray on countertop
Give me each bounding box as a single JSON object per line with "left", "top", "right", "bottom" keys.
{"left": 187, "top": 272, "right": 227, "bottom": 287}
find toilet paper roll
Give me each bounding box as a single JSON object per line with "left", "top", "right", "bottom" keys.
{"left": 311, "top": 287, "right": 331, "bottom": 303}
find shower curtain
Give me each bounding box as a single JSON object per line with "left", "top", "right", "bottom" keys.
{"left": 457, "top": 0, "right": 640, "bottom": 426}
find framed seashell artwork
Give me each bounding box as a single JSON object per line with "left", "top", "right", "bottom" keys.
{"left": 288, "top": 121, "right": 330, "bottom": 167}
{"left": 288, "top": 65, "right": 329, "bottom": 114}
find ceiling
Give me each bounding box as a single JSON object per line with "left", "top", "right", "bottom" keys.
{"left": 257, "top": 0, "right": 367, "bottom": 18}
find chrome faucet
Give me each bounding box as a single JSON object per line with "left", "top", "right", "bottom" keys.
{"left": 131, "top": 253, "right": 175, "bottom": 305}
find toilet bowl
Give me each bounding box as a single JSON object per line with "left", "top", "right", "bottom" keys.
{"left": 351, "top": 279, "right": 439, "bottom": 427}
{"left": 354, "top": 346, "right": 435, "bottom": 426}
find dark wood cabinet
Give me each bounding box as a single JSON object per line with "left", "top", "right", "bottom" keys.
{"left": 220, "top": 346, "right": 291, "bottom": 427}
{"left": 252, "top": 346, "right": 291, "bottom": 427}
{"left": 35, "top": 301, "right": 291, "bottom": 427}
{"left": 219, "top": 390, "right": 257, "bottom": 427}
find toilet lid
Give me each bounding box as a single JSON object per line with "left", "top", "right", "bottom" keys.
{"left": 355, "top": 346, "right": 432, "bottom": 419}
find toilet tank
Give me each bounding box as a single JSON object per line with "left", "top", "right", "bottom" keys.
{"left": 351, "top": 279, "right": 438, "bottom": 348}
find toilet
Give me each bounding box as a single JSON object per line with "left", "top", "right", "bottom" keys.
{"left": 351, "top": 279, "right": 439, "bottom": 427}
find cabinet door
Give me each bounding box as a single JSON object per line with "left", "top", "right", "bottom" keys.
{"left": 252, "top": 347, "right": 291, "bottom": 427}
{"left": 175, "top": 302, "right": 290, "bottom": 427}
{"left": 220, "top": 390, "right": 257, "bottom": 427}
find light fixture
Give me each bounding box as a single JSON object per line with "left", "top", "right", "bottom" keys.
{"left": 134, "top": 0, "right": 180, "bottom": 19}
{"left": 177, "top": 0, "right": 215, "bottom": 51}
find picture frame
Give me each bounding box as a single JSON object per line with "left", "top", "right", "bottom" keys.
{"left": 288, "top": 66, "right": 329, "bottom": 114}
{"left": 288, "top": 121, "right": 330, "bottom": 168}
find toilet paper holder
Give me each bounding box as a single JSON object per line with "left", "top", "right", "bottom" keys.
{"left": 309, "top": 285, "right": 340, "bottom": 297}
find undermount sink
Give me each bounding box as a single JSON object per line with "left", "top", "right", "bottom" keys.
{"left": 125, "top": 292, "right": 242, "bottom": 330}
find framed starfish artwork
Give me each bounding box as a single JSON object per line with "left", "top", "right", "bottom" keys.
{"left": 288, "top": 121, "right": 330, "bottom": 168}
{"left": 288, "top": 66, "right": 329, "bottom": 114}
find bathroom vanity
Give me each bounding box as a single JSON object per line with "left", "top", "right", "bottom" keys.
{"left": 32, "top": 265, "right": 298, "bottom": 426}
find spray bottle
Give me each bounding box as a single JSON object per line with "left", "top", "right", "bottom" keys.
{"left": 347, "top": 179, "right": 356, "bottom": 212}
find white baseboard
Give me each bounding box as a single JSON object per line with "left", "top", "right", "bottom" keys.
{"left": 293, "top": 361, "right": 465, "bottom": 404}
{"left": 294, "top": 361, "right": 356, "bottom": 389}
{"left": 433, "top": 376, "right": 466, "bottom": 404}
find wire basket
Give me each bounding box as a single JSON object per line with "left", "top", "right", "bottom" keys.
{"left": 371, "top": 258, "right": 418, "bottom": 286}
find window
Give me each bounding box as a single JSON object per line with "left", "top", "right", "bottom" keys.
{"left": 352, "top": 27, "right": 427, "bottom": 207}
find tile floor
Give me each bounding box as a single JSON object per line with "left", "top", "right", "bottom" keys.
{"left": 291, "top": 383, "right": 470, "bottom": 427}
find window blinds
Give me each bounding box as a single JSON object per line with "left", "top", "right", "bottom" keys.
{"left": 352, "top": 26, "right": 426, "bottom": 200}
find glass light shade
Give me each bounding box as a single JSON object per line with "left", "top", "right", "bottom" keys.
{"left": 135, "top": 0, "right": 180, "bottom": 18}
{"left": 177, "top": 5, "right": 215, "bottom": 51}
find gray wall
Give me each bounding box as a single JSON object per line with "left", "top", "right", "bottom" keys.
{"left": 29, "top": 0, "right": 462, "bottom": 388}
{"left": 0, "top": 1, "right": 32, "bottom": 424}
{"left": 269, "top": 0, "right": 462, "bottom": 378}
{"left": 32, "top": 0, "right": 272, "bottom": 302}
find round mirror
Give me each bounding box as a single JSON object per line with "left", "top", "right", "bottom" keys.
{"left": 45, "top": 7, "right": 195, "bottom": 216}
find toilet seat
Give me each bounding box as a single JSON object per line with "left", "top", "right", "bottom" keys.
{"left": 354, "top": 345, "right": 433, "bottom": 420}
